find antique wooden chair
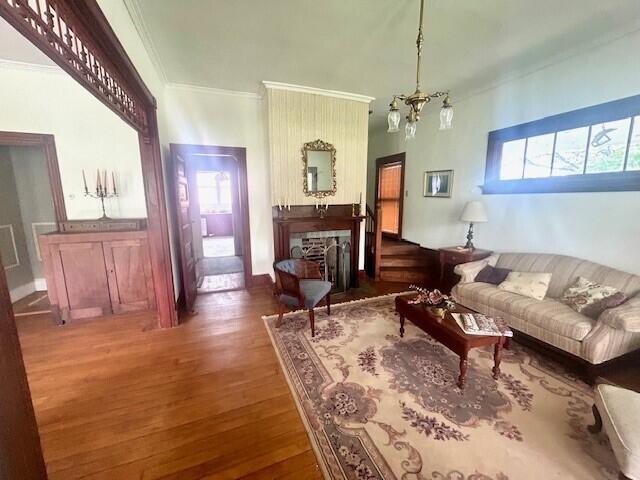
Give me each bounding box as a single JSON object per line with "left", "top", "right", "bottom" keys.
{"left": 273, "top": 259, "right": 332, "bottom": 337}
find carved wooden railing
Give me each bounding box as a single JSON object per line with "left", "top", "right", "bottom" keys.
{"left": 0, "top": 0, "right": 149, "bottom": 134}
{"left": 364, "top": 203, "right": 383, "bottom": 280}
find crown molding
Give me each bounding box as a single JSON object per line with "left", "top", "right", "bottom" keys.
{"left": 262, "top": 81, "right": 374, "bottom": 104}
{"left": 123, "top": 0, "right": 169, "bottom": 84}
{"left": 0, "top": 58, "right": 61, "bottom": 74}
{"left": 166, "top": 82, "right": 262, "bottom": 99}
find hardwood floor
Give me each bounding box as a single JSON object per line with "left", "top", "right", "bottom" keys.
{"left": 16, "top": 277, "right": 410, "bottom": 479}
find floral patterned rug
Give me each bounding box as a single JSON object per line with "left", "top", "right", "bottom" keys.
{"left": 263, "top": 293, "right": 618, "bottom": 480}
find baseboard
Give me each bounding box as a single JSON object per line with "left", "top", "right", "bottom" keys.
{"left": 251, "top": 273, "right": 273, "bottom": 287}
{"left": 34, "top": 278, "right": 47, "bottom": 291}
{"left": 10, "top": 281, "right": 36, "bottom": 303}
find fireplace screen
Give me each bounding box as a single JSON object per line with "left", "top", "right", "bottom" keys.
{"left": 290, "top": 230, "right": 351, "bottom": 292}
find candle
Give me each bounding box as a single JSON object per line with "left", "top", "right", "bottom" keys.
{"left": 103, "top": 170, "right": 108, "bottom": 194}
{"left": 112, "top": 171, "right": 117, "bottom": 195}
{"left": 359, "top": 191, "right": 362, "bottom": 205}
{"left": 82, "top": 170, "right": 88, "bottom": 194}
{"left": 96, "top": 169, "right": 102, "bottom": 193}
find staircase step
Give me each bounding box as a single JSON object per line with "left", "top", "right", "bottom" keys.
{"left": 380, "top": 254, "right": 429, "bottom": 267}
{"left": 381, "top": 242, "right": 424, "bottom": 255}
{"left": 379, "top": 266, "right": 431, "bottom": 284}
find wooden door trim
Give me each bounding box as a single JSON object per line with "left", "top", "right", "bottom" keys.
{"left": 374, "top": 152, "right": 406, "bottom": 240}
{"left": 0, "top": 254, "right": 47, "bottom": 480}
{"left": 170, "top": 144, "right": 253, "bottom": 292}
{"left": 0, "top": 131, "right": 67, "bottom": 223}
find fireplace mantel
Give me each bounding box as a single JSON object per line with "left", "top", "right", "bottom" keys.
{"left": 272, "top": 205, "right": 364, "bottom": 288}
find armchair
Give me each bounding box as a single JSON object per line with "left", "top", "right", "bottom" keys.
{"left": 273, "top": 259, "right": 332, "bottom": 337}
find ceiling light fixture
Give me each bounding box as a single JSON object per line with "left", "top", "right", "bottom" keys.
{"left": 387, "top": 0, "right": 453, "bottom": 139}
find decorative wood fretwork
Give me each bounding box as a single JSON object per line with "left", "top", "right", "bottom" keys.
{"left": 0, "top": 0, "right": 149, "bottom": 134}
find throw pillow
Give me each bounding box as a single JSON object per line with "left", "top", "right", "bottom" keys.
{"left": 474, "top": 265, "right": 512, "bottom": 285}
{"left": 498, "top": 272, "right": 552, "bottom": 300}
{"left": 560, "top": 276, "right": 627, "bottom": 319}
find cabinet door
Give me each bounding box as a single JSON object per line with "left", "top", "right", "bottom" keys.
{"left": 103, "top": 238, "right": 156, "bottom": 313}
{"left": 51, "top": 242, "right": 111, "bottom": 320}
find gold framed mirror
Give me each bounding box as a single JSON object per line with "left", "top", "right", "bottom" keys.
{"left": 302, "top": 139, "right": 336, "bottom": 198}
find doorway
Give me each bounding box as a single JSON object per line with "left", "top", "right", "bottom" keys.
{"left": 170, "top": 144, "right": 252, "bottom": 312}
{"left": 0, "top": 133, "right": 65, "bottom": 317}
{"left": 375, "top": 153, "right": 406, "bottom": 239}
{"left": 192, "top": 167, "right": 243, "bottom": 292}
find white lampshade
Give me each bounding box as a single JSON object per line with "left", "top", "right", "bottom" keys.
{"left": 439, "top": 104, "right": 454, "bottom": 130}
{"left": 387, "top": 109, "right": 401, "bottom": 133}
{"left": 405, "top": 120, "right": 417, "bottom": 140}
{"left": 460, "top": 201, "right": 488, "bottom": 223}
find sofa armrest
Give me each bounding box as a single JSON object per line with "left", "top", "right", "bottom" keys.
{"left": 453, "top": 254, "right": 500, "bottom": 284}
{"left": 598, "top": 294, "right": 640, "bottom": 332}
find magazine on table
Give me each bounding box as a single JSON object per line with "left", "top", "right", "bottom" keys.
{"left": 451, "top": 313, "right": 513, "bottom": 337}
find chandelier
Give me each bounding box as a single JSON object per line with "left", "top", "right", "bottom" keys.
{"left": 387, "top": 0, "right": 453, "bottom": 139}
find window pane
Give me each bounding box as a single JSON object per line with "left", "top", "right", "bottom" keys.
{"left": 197, "top": 171, "right": 216, "bottom": 186}
{"left": 551, "top": 126, "right": 589, "bottom": 176}
{"left": 500, "top": 139, "right": 526, "bottom": 180}
{"left": 586, "top": 118, "right": 631, "bottom": 174}
{"left": 627, "top": 116, "right": 640, "bottom": 171}
{"left": 524, "top": 133, "right": 554, "bottom": 178}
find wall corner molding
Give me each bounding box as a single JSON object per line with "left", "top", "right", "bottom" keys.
{"left": 262, "top": 81, "right": 374, "bottom": 104}
{"left": 0, "top": 58, "right": 62, "bottom": 74}
{"left": 166, "top": 82, "right": 262, "bottom": 99}
{"left": 123, "top": 0, "right": 169, "bottom": 84}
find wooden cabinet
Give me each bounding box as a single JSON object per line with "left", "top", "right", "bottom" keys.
{"left": 39, "top": 230, "right": 156, "bottom": 324}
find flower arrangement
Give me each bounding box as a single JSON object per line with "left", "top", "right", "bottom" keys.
{"left": 408, "top": 285, "right": 455, "bottom": 310}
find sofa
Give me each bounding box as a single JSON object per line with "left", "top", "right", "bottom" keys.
{"left": 452, "top": 253, "right": 640, "bottom": 368}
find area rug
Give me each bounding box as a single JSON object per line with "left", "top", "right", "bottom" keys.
{"left": 263, "top": 293, "right": 618, "bottom": 480}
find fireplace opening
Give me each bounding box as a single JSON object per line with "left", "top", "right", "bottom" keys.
{"left": 289, "top": 230, "right": 351, "bottom": 292}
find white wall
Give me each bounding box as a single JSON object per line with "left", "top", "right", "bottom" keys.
{"left": 163, "top": 85, "right": 274, "bottom": 276}
{"left": 0, "top": 63, "right": 147, "bottom": 219}
{"left": 368, "top": 30, "right": 640, "bottom": 275}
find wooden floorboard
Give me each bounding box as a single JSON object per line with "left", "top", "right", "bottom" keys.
{"left": 16, "top": 277, "right": 409, "bottom": 479}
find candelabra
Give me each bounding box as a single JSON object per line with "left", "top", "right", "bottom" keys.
{"left": 82, "top": 169, "right": 118, "bottom": 219}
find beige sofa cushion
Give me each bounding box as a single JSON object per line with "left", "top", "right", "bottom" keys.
{"left": 454, "top": 282, "right": 595, "bottom": 341}
{"left": 498, "top": 271, "right": 552, "bottom": 300}
{"left": 594, "top": 384, "right": 640, "bottom": 479}
{"left": 495, "top": 253, "right": 640, "bottom": 299}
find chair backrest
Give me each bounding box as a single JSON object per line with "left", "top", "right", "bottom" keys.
{"left": 273, "top": 259, "right": 322, "bottom": 298}
{"left": 274, "top": 260, "right": 301, "bottom": 298}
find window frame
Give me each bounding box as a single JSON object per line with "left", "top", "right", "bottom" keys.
{"left": 483, "top": 94, "right": 640, "bottom": 194}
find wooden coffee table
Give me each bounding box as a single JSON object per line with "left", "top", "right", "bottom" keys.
{"left": 395, "top": 294, "right": 506, "bottom": 390}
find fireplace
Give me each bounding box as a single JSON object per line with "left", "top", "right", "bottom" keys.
{"left": 272, "top": 205, "right": 364, "bottom": 289}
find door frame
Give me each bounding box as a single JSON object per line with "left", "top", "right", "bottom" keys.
{"left": 374, "top": 152, "right": 406, "bottom": 240}
{"left": 170, "top": 144, "right": 253, "bottom": 301}
{"left": 0, "top": 0, "right": 178, "bottom": 329}
{"left": 0, "top": 131, "right": 67, "bottom": 224}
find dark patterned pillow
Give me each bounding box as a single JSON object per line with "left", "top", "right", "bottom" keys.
{"left": 560, "top": 277, "right": 628, "bottom": 319}
{"left": 474, "top": 265, "right": 512, "bottom": 285}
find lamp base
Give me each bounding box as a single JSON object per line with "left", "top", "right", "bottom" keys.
{"left": 464, "top": 222, "right": 475, "bottom": 251}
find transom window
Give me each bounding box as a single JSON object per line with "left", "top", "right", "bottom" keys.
{"left": 484, "top": 95, "right": 640, "bottom": 194}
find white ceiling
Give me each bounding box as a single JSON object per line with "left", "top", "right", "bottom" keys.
{"left": 2, "top": 3, "right": 640, "bottom": 129}
{"left": 128, "top": 0, "right": 640, "bottom": 128}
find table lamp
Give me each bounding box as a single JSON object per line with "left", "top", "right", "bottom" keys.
{"left": 460, "top": 201, "right": 487, "bottom": 250}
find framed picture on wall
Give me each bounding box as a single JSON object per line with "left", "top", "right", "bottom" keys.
{"left": 423, "top": 170, "right": 454, "bottom": 197}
